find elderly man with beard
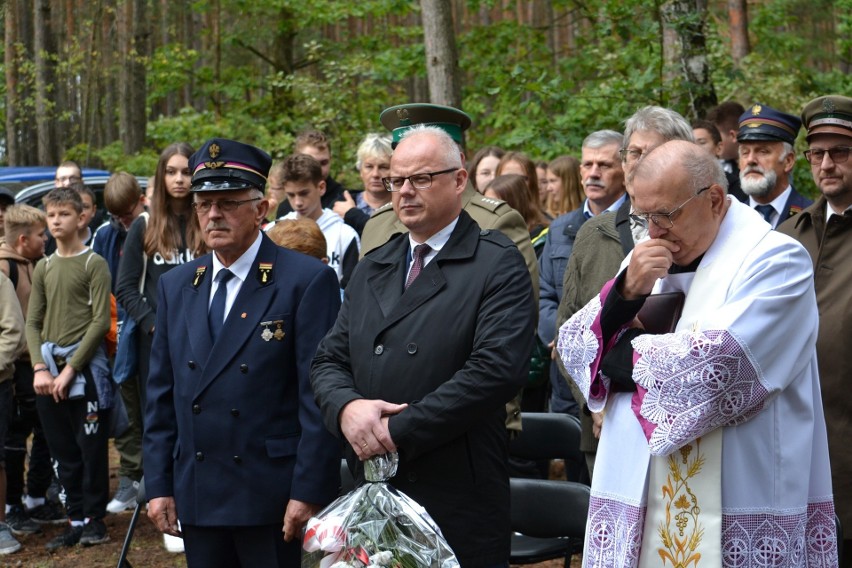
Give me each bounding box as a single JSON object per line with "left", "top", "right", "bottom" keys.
{"left": 737, "top": 103, "right": 812, "bottom": 228}
{"left": 538, "top": 129, "right": 626, "bottom": 416}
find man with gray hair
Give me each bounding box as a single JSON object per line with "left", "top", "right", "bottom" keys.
{"left": 736, "top": 103, "right": 812, "bottom": 228}
{"left": 558, "top": 139, "right": 836, "bottom": 568}
{"left": 144, "top": 138, "right": 342, "bottom": 567}
{"left": 539, "top": 129, "right": 625, "bottom": 418}
{"left": 312, "top": 125, "right": 535, "bottom": 567}
{"left": 555, "top": 106, "right": 693, "bottom": 478}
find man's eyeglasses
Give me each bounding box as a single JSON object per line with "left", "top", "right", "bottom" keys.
{"left": 191, "top": 197, "right": 261, "bottom": 213}
{"left": 619, "top": 148, "right": 643, "bottom": 163}
{"left": 382, "top": 168, "right": 458, "bottom": 192}
{"left": 630, "top": 186, "right": 711, "bottom": 229}
{"left": 803, "top": 146, "right": 851, "bottom": 166}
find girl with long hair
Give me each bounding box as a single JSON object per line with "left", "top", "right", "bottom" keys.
{"left": 545, "top": 155, "right": 584, "bottom": 217}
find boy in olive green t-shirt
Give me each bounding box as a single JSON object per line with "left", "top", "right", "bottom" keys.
{"left": 25, "top": 188, "right": 112, "bottom": 551}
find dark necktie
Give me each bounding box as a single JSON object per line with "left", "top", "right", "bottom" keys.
{"left": 755, "top": 204, "right": 774, "bottom": 224}
{"left": 405, "top": 244, "right": 431, "bottom": 289}
{"left": 209, "top": 269, "right": 234, "bottom": 343}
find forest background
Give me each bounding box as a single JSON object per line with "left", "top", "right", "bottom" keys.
{"left": 2, "top": 0, "right": 850, "bottom": 194}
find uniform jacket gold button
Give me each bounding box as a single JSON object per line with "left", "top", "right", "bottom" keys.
{"left": 240, "top": 364, "right": 248, "bottom": 374}
{"left": 192, "top": 404, "right": 201, "bottom": 415}
{"left": 374, "top": 345, "right": 384, "bottom": 355}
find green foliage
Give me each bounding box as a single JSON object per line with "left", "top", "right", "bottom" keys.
{"left": 147, "top": 44, "right": 200, "bottom": 106}
{"left": 5, "top": 0, "right": 850, "bottom": 182}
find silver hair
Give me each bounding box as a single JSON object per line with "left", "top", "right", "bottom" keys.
{"left": 623, "top": 106, "right": 695, "bottom": 147}
{"left": 355, "top": 133, "right": 393, "bottom": 170}
{"left": 248, "top": 187, "right": 266, "bottom": 212}
{"left": 583, "top": 129, "right": 623, "bottom": 150}
{"left": 398, "top": 125, "right": 463, "bottom": 169}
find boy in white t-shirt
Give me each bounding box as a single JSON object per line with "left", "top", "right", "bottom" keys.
{"left": 274, "top": 154, "right": 360, "bottom": 288}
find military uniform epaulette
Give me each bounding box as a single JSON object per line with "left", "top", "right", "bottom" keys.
{"left": 364, "top": 231, "right": 406, "bottom": 257}
{"left": 470, "top": 194, "right": 509, "bottom": 214}
{"left": 370, "top": 202, "right": 395, "bottom": 217}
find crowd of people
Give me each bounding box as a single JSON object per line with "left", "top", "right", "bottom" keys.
{"left": 0, "top": 93, "right": 848, "bottom": 568}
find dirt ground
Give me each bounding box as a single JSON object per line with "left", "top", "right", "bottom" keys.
{"left": 4, "top": 443, "right": 183, "bottom": 568}
{"left": 4, "top": 445, "right": 578, "bottom": 568}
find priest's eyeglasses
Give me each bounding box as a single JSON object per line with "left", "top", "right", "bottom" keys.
{"left": 630, "top": 186, "right": 710, "bottom": 229}
{"left": 803, "top": 146, "right": 851, "bottom": 166}
{"left": 382, "top": 168, "right": 458, "bottom": 192}
{"left": 192, "top": 197, "right": 261, "bottom": 213}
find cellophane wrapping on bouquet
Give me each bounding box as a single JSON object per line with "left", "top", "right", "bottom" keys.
{"left": 302, "top": 452, "right": 460, "bottom": 568}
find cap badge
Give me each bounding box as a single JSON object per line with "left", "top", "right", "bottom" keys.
{"left": 751, "top": 104, "right": 762, "bottom": 115}
{"left": 204, "top": 160, "right": 225, "bottom": 169}
{"left": 209, "top": 143, "right": 221, "bottom": 159}
{"left": 823, "top": 98, "right": 836, "bottom": 113}
{"left": 397, "top": 108, "right": 411, "bottom": 127}
{"left": 193, "top": 266, "right": 207, "bottom": 288}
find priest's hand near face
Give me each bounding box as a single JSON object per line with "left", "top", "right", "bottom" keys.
{"left": 620, "top": 239, "right": 679, "bottom": 299}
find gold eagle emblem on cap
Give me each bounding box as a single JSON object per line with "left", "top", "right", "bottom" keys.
{"left": 204, "top": 161, "right": 225, "bottom": 169}
{"left": 751, "top": 104, "right": 762, "bottom": 115}
{"left": 397, "top": 108, "right": 411, "bottom": 126}
{"left": 209, "top": 143, "right": 221, "bottom": 159}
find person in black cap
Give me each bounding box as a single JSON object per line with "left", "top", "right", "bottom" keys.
{"left": 0, "top": 187, "right": 15, "bottom": 241}
{"left": 780, "top": 95, "right": 852, "bottom": 567}
{"left": 737, "top": 103, "right": 812, "bottom": 228}
{"left": 143, "top": 138, "right": 342, "bottom": 567}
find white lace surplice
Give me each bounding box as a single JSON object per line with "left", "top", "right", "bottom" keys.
{"left": 557, "top": 199, "right": 837, "bottom": 568}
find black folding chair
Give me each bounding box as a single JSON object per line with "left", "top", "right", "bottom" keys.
{"left": 509, "top": 477, "right": 590, "bottom": 567}
{"left": 509, "top": 412, "right": 588, "bottom": 484}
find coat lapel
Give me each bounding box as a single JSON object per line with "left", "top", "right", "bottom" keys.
{"left": 183, "top": 257, "right": 214, "bottom": 367}
{"left": 193, "top": 236, "right": 278, "bottom": 398}
{"left": 366, "top": 211, "right": 478, "bottom": 330}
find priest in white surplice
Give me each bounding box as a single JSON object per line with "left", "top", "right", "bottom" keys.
{"left": 558, "top": 140, "right": 837, "bottom": 568}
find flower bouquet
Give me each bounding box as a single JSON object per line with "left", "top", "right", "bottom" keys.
{"left": 302, "top": 453, "right": 459, "bottom": 568}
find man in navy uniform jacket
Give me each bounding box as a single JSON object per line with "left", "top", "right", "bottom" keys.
{"left": 143, "top": 138, "right": 341, "bottom": 567}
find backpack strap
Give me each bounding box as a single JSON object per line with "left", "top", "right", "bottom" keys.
{"left": 6, "top": 259, "right": 17, "bottom": 290}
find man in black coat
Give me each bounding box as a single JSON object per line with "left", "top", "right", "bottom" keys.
{"left": 311, "top": 125, "right": 535, "bottom": 568}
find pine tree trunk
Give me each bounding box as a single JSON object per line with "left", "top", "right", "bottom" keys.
{"left": 34, "top": 0, "right": 57, "bottom": 164}
{"left": 419, "top": 0, "right": 462, "bottom": 109}
{"left": 728, "top": 0, "right": 750, "bottom": 64}
{"left": 5, "top": 0, "right": 21, "bottom": 165}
